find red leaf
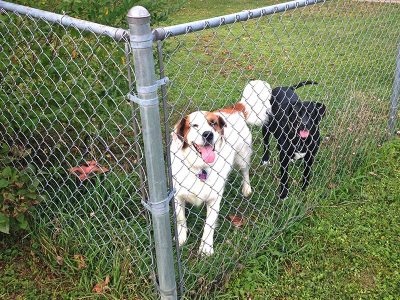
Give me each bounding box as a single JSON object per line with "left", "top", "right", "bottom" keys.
{"left": 69, "top": 161, "right": 109, "bottom": 181}
{"left": 246, "top": 65, "right": 254, "bottom": 71}
{"left": 229, "top": 215, "right": 245, "bottom": 228}
{"left": 92, "top": 275, "right": 110, "bottom": 294}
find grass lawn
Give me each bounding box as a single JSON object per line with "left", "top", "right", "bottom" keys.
{"left": 1, "top": 137, "right": 399, "bottom": 299}
{"left": 1, "top": 0, "right": 400, "bottom": 299}
{"left": 222, "top": 137, "right": 400, "bottom": 299}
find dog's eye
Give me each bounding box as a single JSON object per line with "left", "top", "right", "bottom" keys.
{"left": 209, "top": 121, "right": 217, "bottom": 127}
{"left": 191, "top": 124, "right": 199, "bottom": 128}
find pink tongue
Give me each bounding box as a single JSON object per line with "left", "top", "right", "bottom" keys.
{"left": 199, "top": 145, "right": 216, "bottom": 163}
{"left": 299, "top": 130, "right": 309, "bottom": 139}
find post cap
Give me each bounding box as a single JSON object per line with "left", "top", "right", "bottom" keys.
{"left": 127, "top": 6, "right": 150, "bottom": 24}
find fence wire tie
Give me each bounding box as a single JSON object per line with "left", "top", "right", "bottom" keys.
{"left": 141, "top": 189, "right": 175, "bottom": 215}
{"left": 127, "top": 77, "right": 169, "bottom": 106}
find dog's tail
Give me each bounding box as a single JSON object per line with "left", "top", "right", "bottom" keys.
{"left": 239, "top": 80, "right": 272, "bottom": 126}
{"left": 290, "top": 81, "right": 318, "bottom": 90}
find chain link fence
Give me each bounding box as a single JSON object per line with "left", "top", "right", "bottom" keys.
{"left": 0, "top": 2, "right": 157, "bottom": 298}
{"left": 1, "top": 0, "right": 400, "bottom": 299}
{"left": 158, "top": 0, "right": 400, "bottom": 297}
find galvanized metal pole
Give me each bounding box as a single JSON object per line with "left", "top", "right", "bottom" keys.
{"left": 127, "top": 6, "right": 177, "bottom": 300}
{"left": 389, "top": 42, "right": 400, "bottom": 135}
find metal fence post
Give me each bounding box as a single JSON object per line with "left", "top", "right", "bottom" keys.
{"left": 389, "top": 42, "right": 400, "bottom": 135}
{"left": 127, "top": 6, "right": 177, "bottom": 300}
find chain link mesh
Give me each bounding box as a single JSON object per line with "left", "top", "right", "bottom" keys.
{"left": 1, "top": 0, "right": 400, "bottom": 299}
{"left": 160, "top": 0, "right": 400, "bottom": 297}
{"left": 0, "top": 7, "right": 157, "bottom": 298}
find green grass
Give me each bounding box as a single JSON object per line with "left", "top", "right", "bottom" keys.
{"left": 158, "top": 0, "right": 400, "bottom": 296}
{"left": 1, "top": 137, "right": 398, "bottom": 299}
{"left": 222, "top": 137, "right": 400, "bottom": 299}
{"left": 1, "top": 0, "right": 400, "bottom": 299}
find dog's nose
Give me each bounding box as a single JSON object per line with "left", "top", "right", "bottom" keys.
{"left": 202, "top": 131, "right": 214, "bottom": 143}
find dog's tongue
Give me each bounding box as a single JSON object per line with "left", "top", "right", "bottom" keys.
{"left": 299, "top": 130, "right": 309, "bottom": 139}
{"left": 199, "top": 145, "right": 216, "bottom": 163}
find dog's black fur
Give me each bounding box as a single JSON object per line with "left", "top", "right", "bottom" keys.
{"left": 262, "top": 81, "right": 326, "bottom": 199}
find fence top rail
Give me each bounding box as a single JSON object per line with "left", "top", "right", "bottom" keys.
{"left": 153, "top": 0, "right": 326, "bottom": 41}
{"left": 0, "top": 0, "right": 129, "bottom": 42}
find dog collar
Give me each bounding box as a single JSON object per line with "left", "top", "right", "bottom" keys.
{"left": 197, "top": 169, "right": 208, "bottom": 181}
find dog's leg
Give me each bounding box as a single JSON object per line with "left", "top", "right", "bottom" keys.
{"left": 175, "top": 197, "right": 187, "bottom": 246}
{"left": 235, "top": 144, "right": 252, "bottom": 197}
{"left": 199, "top": 197, "right": 221, "bottom": 256}
{"left": 279, "top": 149, "right": 290, "bottom": 199}
{"left": 241, "top": 166, "right": 252, "bottom": 197}
{"left": 261, "top": 124, "right": 271, "bottom": 166}
{"left": 302, "top": 152, "right": 315, "bottom": 191}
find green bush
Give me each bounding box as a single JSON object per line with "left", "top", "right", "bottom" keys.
{"left": 14, "top": 0, "right": 185, "bottom": 26}
{"left": 0, "top": 144, "right": 42, "bottom": 234}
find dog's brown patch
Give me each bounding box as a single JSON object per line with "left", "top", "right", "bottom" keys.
{"left": 205, "top": 112, "right": 226, "bottom": 135}
{"left": 175, "top": 115, "right": 190, "bottom": 149}
{"left": 217, "top": 103, "right": 248, "bottom": 119}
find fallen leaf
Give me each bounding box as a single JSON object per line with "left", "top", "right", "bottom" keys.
{"left": 92, "top": 275, "right": 110, "bottom": 294}
{"left": 56, "top": 255, "right": 64, "bottom": 265}
{"left": 71, "top": 146, "right": 79, "bottom": 154}
{"left": 71, "top": 49, "right": 77, "bottom": 59}
{"left": 229, "top": 215, "right": 245, "bottom": 228}
{"left": 14, "top": 182, "right": 24, "bottom": 188}
{"left": 10, "top": 55, "right": 18, "bottom": 64}
{"left": 246, "top": 65, "right": 254, "bottom": 71}
{"left": 368, "top": 171, "right": 378, "bottom": 177}
{"left": 73, "top": 254, "right": 87, "bottom": 270}
{"left": 328, "top": 182, "right": 337, "bottom": 189}
{"left": 69, "top": 161, "right": 109, "bottom": 181}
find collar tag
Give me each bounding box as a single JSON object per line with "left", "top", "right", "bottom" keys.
{"left": 197, "top": 169, "right": 208, "bottom": 181}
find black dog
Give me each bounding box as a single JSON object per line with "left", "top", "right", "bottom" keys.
{"left": 262, "top": 81, "right": 326, "bottom": 199}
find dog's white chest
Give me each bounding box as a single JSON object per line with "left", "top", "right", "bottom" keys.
{"left": 293, "top": 152, "right": 306, "bottom": 160}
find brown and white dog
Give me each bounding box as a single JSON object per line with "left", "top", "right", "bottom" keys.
{"left": 170, "top": 80, "right": 272, "bottom": 255}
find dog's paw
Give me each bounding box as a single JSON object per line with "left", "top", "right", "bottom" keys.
{"left": 279, "top": 188, "right": 289, "bottom": 200}
{"left": 261, "top": 160, "right": 271, "bottom": 167}
{"left": 198, "top": 241, "right": 214, "bottom": 256}
{"left": 242, "top": 183, "right": 252, "bottom": 198}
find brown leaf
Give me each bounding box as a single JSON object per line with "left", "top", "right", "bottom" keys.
{"left": 73, "top": 254, "right": 87, "bottom": 270}
{"left": 14, "top": 182, "right": 24, "bottom": 188}
{"left": 71, "top": 49, "right": 77, "bottom": 59}
{"left": 229, "top": 215, "right": 245, "bottom": 228}
{"left": 328, "top": 182, "right": 337, "bottom": 189}
{"left": 368, "top": 171, "right": 378, "bottom": 177}
{"left": 56, "top": 255, "right": 64, "bottom": 265}
{"left": 10, "top": 55, "right": 18, "bottom": 64}
{"left": 92, "top": 275, "right": 110, "bottom": 294}
{"left": 246, "top": 65, "right": 254, "bottom": 71}
{"left": 71, "top": 146, "right": 80, "bottom": 154}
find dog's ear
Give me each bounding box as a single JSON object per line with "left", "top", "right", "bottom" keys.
{"left": 311, "top": 102, "right": 326, "bottom": 124}
{"left": 173, "top": 116, "right": 189, "bottom": 149}
{"left": 217, "top": 115, "right": 227, "bottom": 133}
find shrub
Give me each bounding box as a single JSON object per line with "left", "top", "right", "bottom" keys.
{"left": 0, "top": 144, "right": 42, "bottom": 234}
